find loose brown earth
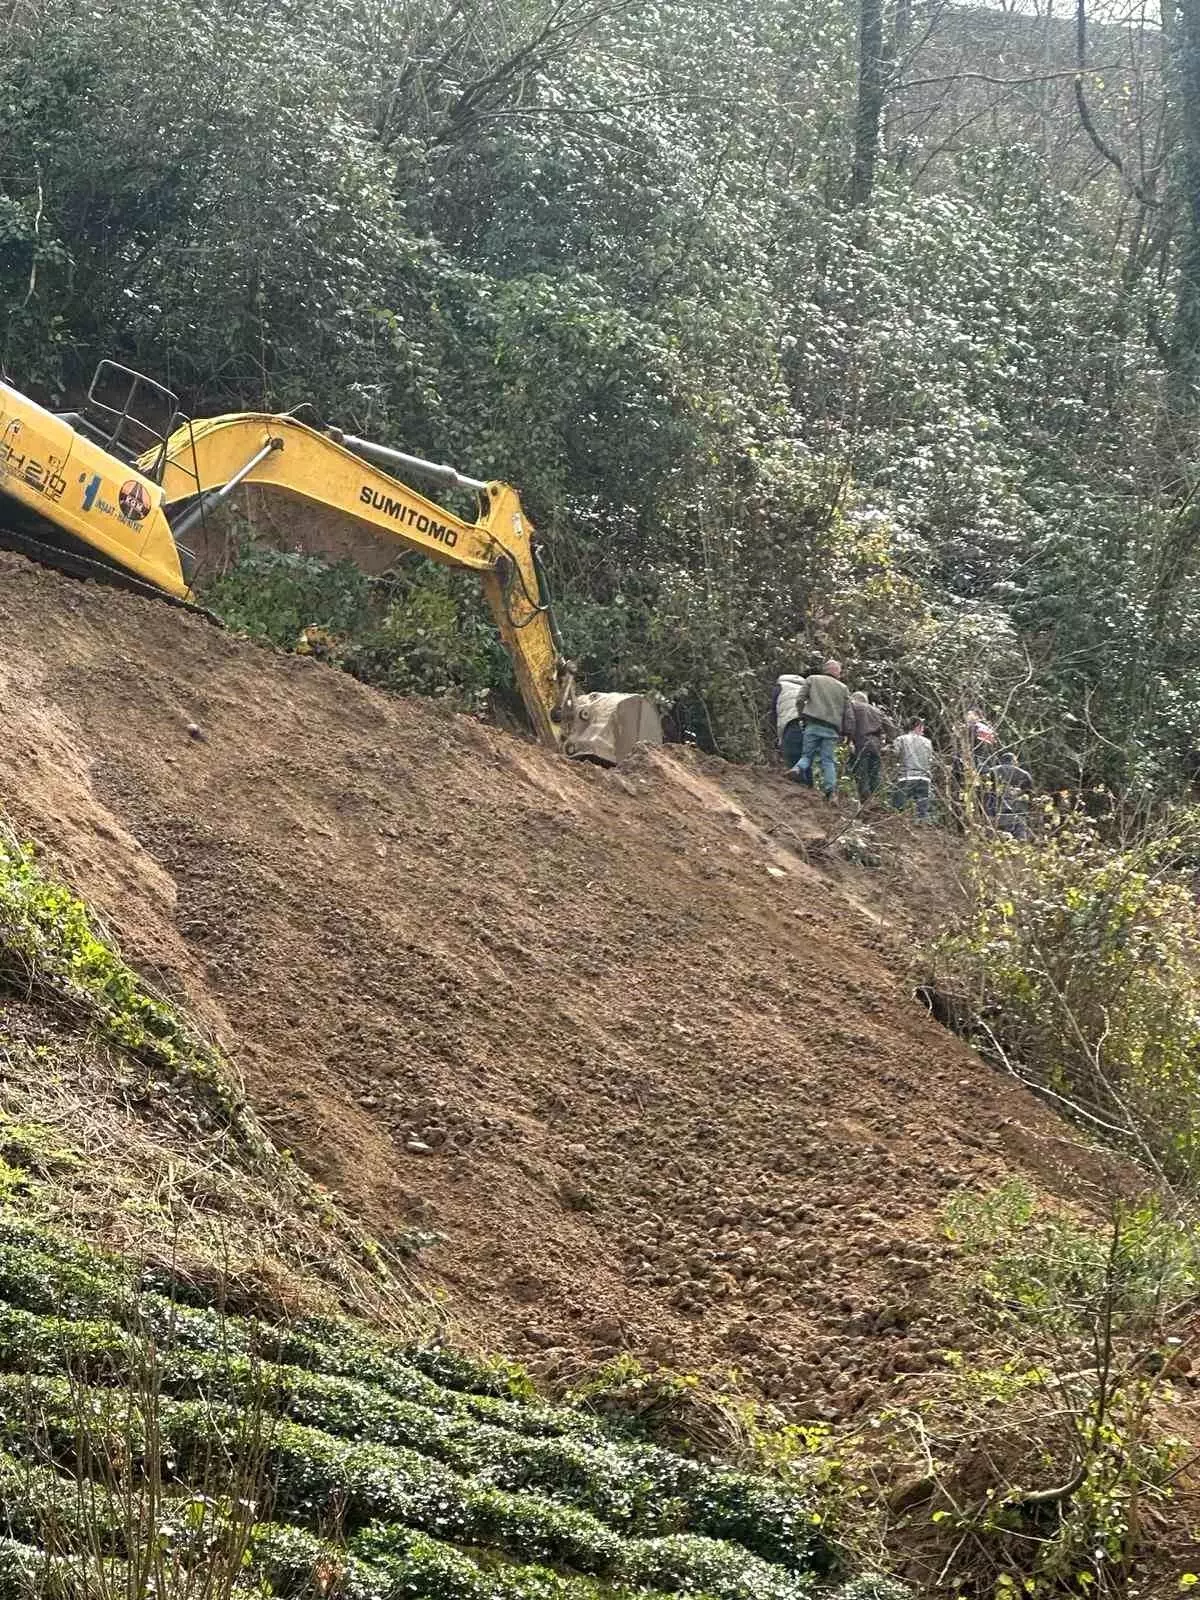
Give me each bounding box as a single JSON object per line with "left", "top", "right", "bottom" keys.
{"left": 0, "top": 552, "right": 1110, "bottom": 1416}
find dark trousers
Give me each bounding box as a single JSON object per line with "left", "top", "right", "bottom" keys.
{"left": 892, "top": 776, "right": 932, "bottom": 820}
{"left": 850, "top": 746, "right": 882, "bottom": 801}
{"left": 781, "top": 719, "right": 806, "bottom": 768}
{"left": 996, "top": 811, "right": 1030, "bottom": 841}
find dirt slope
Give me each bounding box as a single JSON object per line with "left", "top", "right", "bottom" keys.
{"left": 0, "top": 554, "right": 1104, "bottom": 1416}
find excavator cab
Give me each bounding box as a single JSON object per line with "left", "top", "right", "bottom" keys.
{"left": 62, "top": 362, "right": 184, "bottom": 480}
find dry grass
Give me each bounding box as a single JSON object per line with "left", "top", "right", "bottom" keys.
{"left": 0, "top": 1000, "right": 436, "bottom": 1335}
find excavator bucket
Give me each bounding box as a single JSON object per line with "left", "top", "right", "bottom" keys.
{"left": 563, "top": 692, "right": 663, "bottom": 764}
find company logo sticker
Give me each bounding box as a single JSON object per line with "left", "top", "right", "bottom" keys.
{"left": 118, "top": 479, "right": 151, "bottom": 520}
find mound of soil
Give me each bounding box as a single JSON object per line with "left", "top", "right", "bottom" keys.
{"left": 0, "top": 553, "right": 1104, "bottom": 1415}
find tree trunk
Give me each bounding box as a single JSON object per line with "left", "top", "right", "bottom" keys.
{"left": 849, "top": 0, "right": 887, "bottom": 208}
{"left": 1168, "top": 0, "right": 1200, "bottom": 408}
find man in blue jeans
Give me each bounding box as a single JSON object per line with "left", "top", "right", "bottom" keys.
{"left": 774, "top": 673, "right": 811, "bottom": 769}
{"left": 785, "top": 660, "right": 853, "bottom": 800}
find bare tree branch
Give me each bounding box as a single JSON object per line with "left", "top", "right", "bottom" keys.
{"left": 1073, "top": 0, "right": 1160, "bottom": 205}
{"left": 901, "top": 62, "right": 1121, "bottom": 92}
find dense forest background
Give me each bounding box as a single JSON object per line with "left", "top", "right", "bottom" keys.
{"left": 1, "top": 0, "right": 1197, "bottom": 786}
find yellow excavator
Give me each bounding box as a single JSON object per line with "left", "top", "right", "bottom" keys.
{"left": 0, "top": 361, "right": 662, "bottom": 763}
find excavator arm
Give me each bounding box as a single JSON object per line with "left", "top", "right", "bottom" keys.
{"left": 0, "top": 366, "right": 660, "bottom": 760}
{"left": 146, "top": 413, "right": 567, "bottom": 747}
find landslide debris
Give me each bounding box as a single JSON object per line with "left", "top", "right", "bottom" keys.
{"left": 0, "top": 552, "right": 1107, "bottom": 1416}
{"left": 0, "top": 815, "right": 414, "bottom": 1322}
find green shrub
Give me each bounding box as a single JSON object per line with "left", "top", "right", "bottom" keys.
{"left": 0, "top": 1226, "right": 844, "bottom": 1598}
{"left": 269, "top": 1326, "right": 591, "bottom": 1441}
{"left": 403, "top": 1346, "right": 536, "bottom": 1403}
{"left": 930, "top": 809, "right": 1200, "bottom": 1180}
{"left": 202, "top": 546, "right": 374, "bottom": 648}
{"left": 0, "top": 1240, "right": 596, "bottom": 1437}
{"left": 203, "top": 545, "right": 503, "bottom": 711}
{"left": 260, "top": 1522, "right": 657, "bottom": 1600}
{"left": 0, "top": 1452, "right": 125, "bottom": 1552}
{"left": 0, "top": 1369, "right": 827, "bottom": 1598}
{"left": 0, "top": 833, "right": 259, "bottom": 1151}
{"left": 0, "top": 1536, "right": 118, "bottom": 1600}
{"left": 944, "top": 1184, "right": 1200, "bottom": 1342}
{"left": 830, "top": 1579, "right": 913, "bottom": 1600}
{"left": 614, "top": 1531, "right": 815, "bottom": 1600}
{"left": 0, "top": 1302, "right": 825, "bottom": 1560}
{"left": 353, "top": 1527, "right": 544, "bottom": 1600}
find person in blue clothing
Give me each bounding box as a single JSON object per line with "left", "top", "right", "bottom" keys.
{"left": 782, "top": 660, "right": 854, "bottom": 801}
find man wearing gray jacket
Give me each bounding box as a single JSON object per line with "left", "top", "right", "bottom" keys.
{"left": 891, "top": 717, "right": 934, "bottom": 821}
{"left": 776, "top": 660, "right": 853, "bottom": 799}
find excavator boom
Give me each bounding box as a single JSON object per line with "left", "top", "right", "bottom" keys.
{"left": 148, "top": 411, "right": 564, "bottom": 747}
{"left": 0, "top": 366, "right": 661, "bottom": 763}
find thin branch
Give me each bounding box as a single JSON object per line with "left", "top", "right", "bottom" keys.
{"left": 1073, "top": 0, "right": 1161, "bottom": 205}
{"left": 1026, "top": 939, "right": 1170, "bottom": 1183}
{"left": 900, "top": 62, "right": 1122, "bottom": 92}
{"left": 20, "top": 166, "right": 43, "bottom": 309}
{"left": 972, "top": 1013, "right": 1138, "bottom": 1140}
{"left": 1009, "top": 1220, "right": 1121, "bottom": 1506}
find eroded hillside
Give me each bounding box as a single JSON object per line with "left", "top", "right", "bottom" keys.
{"left": 0, "top": 554, "right": 1107, "bottom": 1417}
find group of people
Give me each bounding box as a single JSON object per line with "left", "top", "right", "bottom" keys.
{"left": 960, "top": 714, "right": 1034, "bottom": 839}
{"left": 774, "top": 664, "right": 1034, "bottom": 832}
{"left": 775, "top": 661, "right": 933, "bottom": 816}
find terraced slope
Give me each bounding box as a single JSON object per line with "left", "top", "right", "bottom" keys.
{"left": 0, "top": 1220, "right": 896, "bottom": 1600}
{"left": 0, "top": 797, "right": 899, "bottom": 1596}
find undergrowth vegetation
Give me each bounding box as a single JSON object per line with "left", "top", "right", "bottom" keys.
{"left": 929, "top": 807, "right": 1200, "bottom": 1183}
{"left": 876, "top": 1182, "right": 1197, "bottom": 1595}
{"left": 203, "top": 546, "right": 507, "bottom": 717}
{"left": 0, "top": 826, "right": 258, "bottom": 1151}
{"left": 912, "top": 810, "right": 1200, "bottom": 1592}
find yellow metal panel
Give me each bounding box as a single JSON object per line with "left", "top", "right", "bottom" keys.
{"left": 0, "top": 379, "right": 652, "bottom": 758}
{"left": 150, "top": 413, "right": 567, "bottom": 747}
{"left": 0, "top": 381, "right": 188, "bottom": 598}
{"left": 0, "top": 386, "right": 567, "bottom": 748}
{"left": 153, "top": 415, "right": 498, "bottom": 570}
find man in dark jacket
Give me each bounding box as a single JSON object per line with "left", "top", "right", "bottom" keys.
{"left": 786, "top": 660, "right": 853, "bottom": 799}
{"left": 985, "top": 750, "right": 1033, "bottom": 839}
{"left": 847, "top": 690, "right": 897, "bottom": 803}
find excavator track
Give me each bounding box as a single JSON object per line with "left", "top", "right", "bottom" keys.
{"left": 0, "top": 514, "right": 221, "bottom": 625}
